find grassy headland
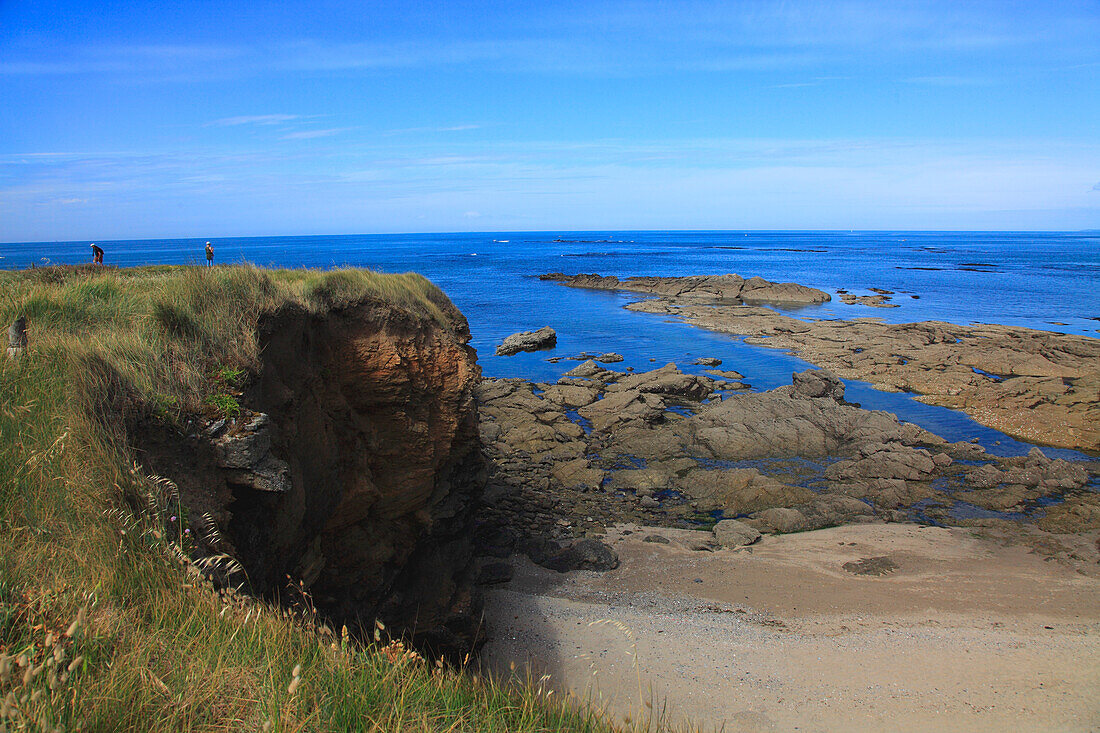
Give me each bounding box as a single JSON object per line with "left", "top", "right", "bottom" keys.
{"left": 0, "top": 265, "right": 616, "bottom": 732}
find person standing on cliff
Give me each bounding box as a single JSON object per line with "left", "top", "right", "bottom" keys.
{"left": 205, "top": 241, "right": 214, "bottom": 267}
{"left": 90, "top": 243, "right": 104, "bottom": 264}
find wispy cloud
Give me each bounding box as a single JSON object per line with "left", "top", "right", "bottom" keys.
{"left": 280, "top": 128, "right": 352, "bottom": 140}
{"left": 770, "top": 75, "right": 851, "bottom": 89}
{"left": 0, "top": 43, "right": 243, "bottom": 76}
{"left": 384, "top": 124, "right": 482, "bottom": 135}
{"left": 905, "top": 75, "right": 993, "bottom": 86}
{"left": 1092, "top": 181, "right": 1100, "bottom": 191}
{"left": 208, "top": 114, "right": 301, "bottom": 127}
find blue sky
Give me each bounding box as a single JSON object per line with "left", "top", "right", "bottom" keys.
{"left": 2, "top": 0, "right": 1099, "bottom": 241}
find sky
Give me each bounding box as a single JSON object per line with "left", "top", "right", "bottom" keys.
{"left": 1, "top": 0, "right": 1099, "bottom": 241}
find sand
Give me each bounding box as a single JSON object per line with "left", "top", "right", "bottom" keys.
{"left": 479, "top": 523, "right": 1100, "bottom": 732}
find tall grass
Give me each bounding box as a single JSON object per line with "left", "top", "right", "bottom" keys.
{"left": 0, "top": 264, "right": 619, "bottom": 732}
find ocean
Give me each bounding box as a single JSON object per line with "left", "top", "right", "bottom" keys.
{"left": 3, "top": 230, "right": 1098, "bottom": 459}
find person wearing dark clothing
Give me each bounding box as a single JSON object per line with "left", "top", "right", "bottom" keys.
{"left": 90, "top": 243, "right": 104, "bottom": 264}
{"left": 205, "top": 241, "right": 214, "bottom": 266}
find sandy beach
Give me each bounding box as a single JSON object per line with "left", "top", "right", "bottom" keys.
{"left": 480, "top": 523, "right": 1100, "bottom": 732}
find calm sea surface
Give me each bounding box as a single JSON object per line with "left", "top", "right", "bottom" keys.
{"left": 3, "top": 231, "right": 1098, "bottom": 459}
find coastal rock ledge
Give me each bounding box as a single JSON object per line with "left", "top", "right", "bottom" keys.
{"left": 134, "top": 297, "right": 485, "bottom": 656}
{"left": 539, "top": 272, "right": 831, "bottom": 305}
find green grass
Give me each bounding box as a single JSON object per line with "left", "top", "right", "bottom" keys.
{"left": 0, "top": 264, "right": 625, "bottom": 732}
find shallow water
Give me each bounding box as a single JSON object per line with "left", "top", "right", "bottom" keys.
{"left": 3, "top": 230, "right": 1097, "bottom": 459}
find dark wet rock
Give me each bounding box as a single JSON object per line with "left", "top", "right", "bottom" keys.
{"left": 541, "top": 538, "right": 620, "bottom": 572}
{"left": 831, "top": 478, "right": 936, "bottom": 510}
{"left": 577, "top": 389, "right": 667, "bottom": 432}
{"left": 956, "top": 485, "right": 1035, "bottom": 512}
{"left": 694, "top": 357, "right": 722, "bottom": 366}
{"left": 605, "top": 363, "right": 716, "bottom": 401}
{"left": 520, "top": 536, "right": 562, "bottom": 566}
{"left": 473, "top": 525, "right": 516, "bottom": 558}
{"left": 684, "top": 536, "right": 720, "bottom": 552}
{"left": 476, "top": 562, "right": 514, "bottom": 586}
{"left": 551, "top": 458, "right": 606, "bottom": 490}
{"left": 712, "top": 519, "right": 761, "bottom": 548}
{"left": 643, "top": 534, "right": 671, "bottom": 544}
{"left": 747, "top": 495, "right": 877, "bottom": 534}
{"left": 564, "top": 359, "right": 606, "bottom": 379}
{"left": 496, "top": 326, "right": 557, "bottom": 356}
{"left": 824, "top": 443, "right": 937, "bottom": 482}
{"left": 843, "top": 556, "right": 899, "bottom": 575}
{"left": 607, "top": 467, "right": 675, "bottom": 493}
{"left": 671, "top": 386, "right": 941, "bottom": 461}
{"left": 676, "top": 468, "right": 814, "bottom": 516}
{"left": 838, "top": 293, "right": 899, "bottom": 308}
{"left": 948, "top": 441, "right": 992, "bottom": 460}
{"left": 595, "top": 353, "right": 624, "bottom": 363}
{"left": 1037, "top": 494, "right": 1100, "bottom": 533}
{"left": 791, "top": 368, "right": 845, "bottom": 401}
{"left": 540, "top": 384, "right": 600, "bottom": 407}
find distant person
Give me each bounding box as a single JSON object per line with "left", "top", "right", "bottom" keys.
{"left": 205, "top": 241, "right": 214, "bottom": 266}
{"left": 90, "top": 243, "right": 104, "bottom": 264}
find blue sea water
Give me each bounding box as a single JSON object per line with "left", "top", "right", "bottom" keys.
{"left": 3, "top": 230, "right": 1098, "bottom": 459}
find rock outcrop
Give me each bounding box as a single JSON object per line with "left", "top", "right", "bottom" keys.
{"left": 496, "top": 326, "right": 557, "bottom": 356}
{"left": 134, "top": 297, "right": 485, "bottom": 656}
{"left": 540, "top": 273, "right": 831, "bottom": 305}
{"left": 473, "top": 361, "right": 1099, "bottom": 557}
{"left": 548, "top": 273, "right": 1100, "bottom": 451}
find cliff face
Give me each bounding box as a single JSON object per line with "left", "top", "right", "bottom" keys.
{"left": 136, "top": 298, "right": 485, "bottom": 655}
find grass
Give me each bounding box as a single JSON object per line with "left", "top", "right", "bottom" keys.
{"left": 0, "top": 264, "right": 627, "bottom": 732}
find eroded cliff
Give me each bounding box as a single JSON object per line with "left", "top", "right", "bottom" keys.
{"left": 135, "top": 296, "right": 485, "bottom": 656}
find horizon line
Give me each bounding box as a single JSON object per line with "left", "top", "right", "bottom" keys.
{"left": 4, "top": 227, "right": 1099, "bottom": 246}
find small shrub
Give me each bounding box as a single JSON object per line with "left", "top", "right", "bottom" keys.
{"left": 149, "top": 393, "right": 180, "bottom": 421}
{"left": 213, "top": 365, "right": 246, "bottom": 387}
{"left": 203, "top": 393, "right": 241, "bottom": 419}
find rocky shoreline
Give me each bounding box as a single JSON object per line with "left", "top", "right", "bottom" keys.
{"left": 542, "top": 272, "right": 1100, "bottom": 452}
{"left": 473, "top": 359, "right": 1100, "bottom": 574}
